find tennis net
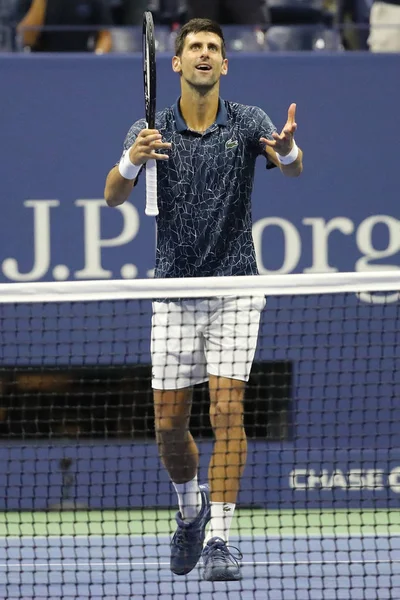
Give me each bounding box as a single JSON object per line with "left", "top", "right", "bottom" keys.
{"left": 0, "top": 271, "right": 399, "bottom": 600}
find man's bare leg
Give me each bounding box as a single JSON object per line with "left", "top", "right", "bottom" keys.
{"left": 206, "top": 375, "right": 247, "bottom": 542}
{"left": 153, "top": 388, "right": 202, "bottom": 519}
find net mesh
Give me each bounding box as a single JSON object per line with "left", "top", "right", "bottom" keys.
{"left": 0, "top": 272, "right": 399, "bottom": 600}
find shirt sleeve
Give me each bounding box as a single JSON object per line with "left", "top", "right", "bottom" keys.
{"left": 248, "top": 106, "right": 278, "bottom": 170}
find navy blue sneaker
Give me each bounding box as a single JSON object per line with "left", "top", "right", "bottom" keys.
{"left": 170, "top": 483, "right": 211, "bottom": 575}
{"left": 202, "top": 537, "right": 243, "bottom": 581}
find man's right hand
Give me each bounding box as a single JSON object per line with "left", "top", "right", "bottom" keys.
{"left": 129, "top": 129, "right": 171, "bottom": 165}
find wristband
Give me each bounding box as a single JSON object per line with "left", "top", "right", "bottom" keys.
{"left": 118, "top": 152, "right": 141, "bottom": 180}
{"left": 276, "top": 140, "right": 299, "bottom": 165}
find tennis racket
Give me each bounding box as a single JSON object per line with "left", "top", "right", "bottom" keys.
{"left": 143, "top": 11, "right": 158, "bottom": 217}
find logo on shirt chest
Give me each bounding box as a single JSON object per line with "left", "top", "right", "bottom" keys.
{"left": 225, "top": 138, "right": 239, "bottom": 150}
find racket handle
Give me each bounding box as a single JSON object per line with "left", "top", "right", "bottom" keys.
{"left": 145, "top": 158, "right": 158, "bottom": 216}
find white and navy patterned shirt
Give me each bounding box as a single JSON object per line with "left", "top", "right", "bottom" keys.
{"left": 121, "top": 98, "right": 277, "bottom": 279}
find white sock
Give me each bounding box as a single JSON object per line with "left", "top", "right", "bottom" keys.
{"left": 172, "top": 476, "right": 202, "bottom": 522}
{"left": 204, "top": 502, "right": 236, "bottom": 545}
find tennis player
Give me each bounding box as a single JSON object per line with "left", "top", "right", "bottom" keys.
{"left": 104, "top": 18, "right": 303, "bottom": 582}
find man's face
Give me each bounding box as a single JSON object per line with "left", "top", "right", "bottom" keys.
{"left": 172, "top": 32, "right": 228, "bottom": 90}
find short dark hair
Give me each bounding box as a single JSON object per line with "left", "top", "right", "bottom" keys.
{"left": 175, "top": 19, "right": 226, "bottom": 59}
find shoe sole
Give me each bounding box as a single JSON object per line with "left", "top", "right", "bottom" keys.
{"left": 203, "top": 568, "right": 242, "bottom": 581}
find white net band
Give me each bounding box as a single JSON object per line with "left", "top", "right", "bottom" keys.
{"left": 0, "top": 270, "right": 399, "bottom": 303}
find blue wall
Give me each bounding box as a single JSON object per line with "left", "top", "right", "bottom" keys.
{"left": 0, "top": 53, "right": 399, "bottom": 281}
{"left": 2, "top": 442, "right": 400, "bottom": 511}
{"left": 0, "top": 53, "right": 399, "bottom": 510}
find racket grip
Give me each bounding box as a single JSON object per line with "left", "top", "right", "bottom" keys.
{"left": 145, "top": 159, "right": 158, "bottom": 216}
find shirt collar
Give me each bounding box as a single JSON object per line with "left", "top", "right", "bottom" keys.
{"left": 173, "top": 98, "right": 228, "bottom": 133}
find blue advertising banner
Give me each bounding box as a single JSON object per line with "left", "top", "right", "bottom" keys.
{"left": 2, "top": 442, "right": 400, "bottom": 510}
{"left": 0, "top": 53, "right": 399, "bottom": 284}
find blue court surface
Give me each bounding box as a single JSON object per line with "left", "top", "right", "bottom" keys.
{"left": 1, "top": 534, "right": 400, "bottom": 600}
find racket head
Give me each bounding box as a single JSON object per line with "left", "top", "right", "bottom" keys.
{"left": 142, "top": 11, "right": 156, "bottom": 130}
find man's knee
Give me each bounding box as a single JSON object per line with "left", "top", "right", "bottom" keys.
{"left": 154, "top": 414, "right": 189, "bottom": 449}
{"left": 209, "top": 377, "right": 246, "bottom": 432}
{"left": 153, "top": 388, "right": 192, "bottom": 434}
{"left": 210, "top": 398, "right": 245, "bottom": 433}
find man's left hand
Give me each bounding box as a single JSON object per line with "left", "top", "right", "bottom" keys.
{"left": 260, "top": 103, "right": 297, "bottom": 156}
